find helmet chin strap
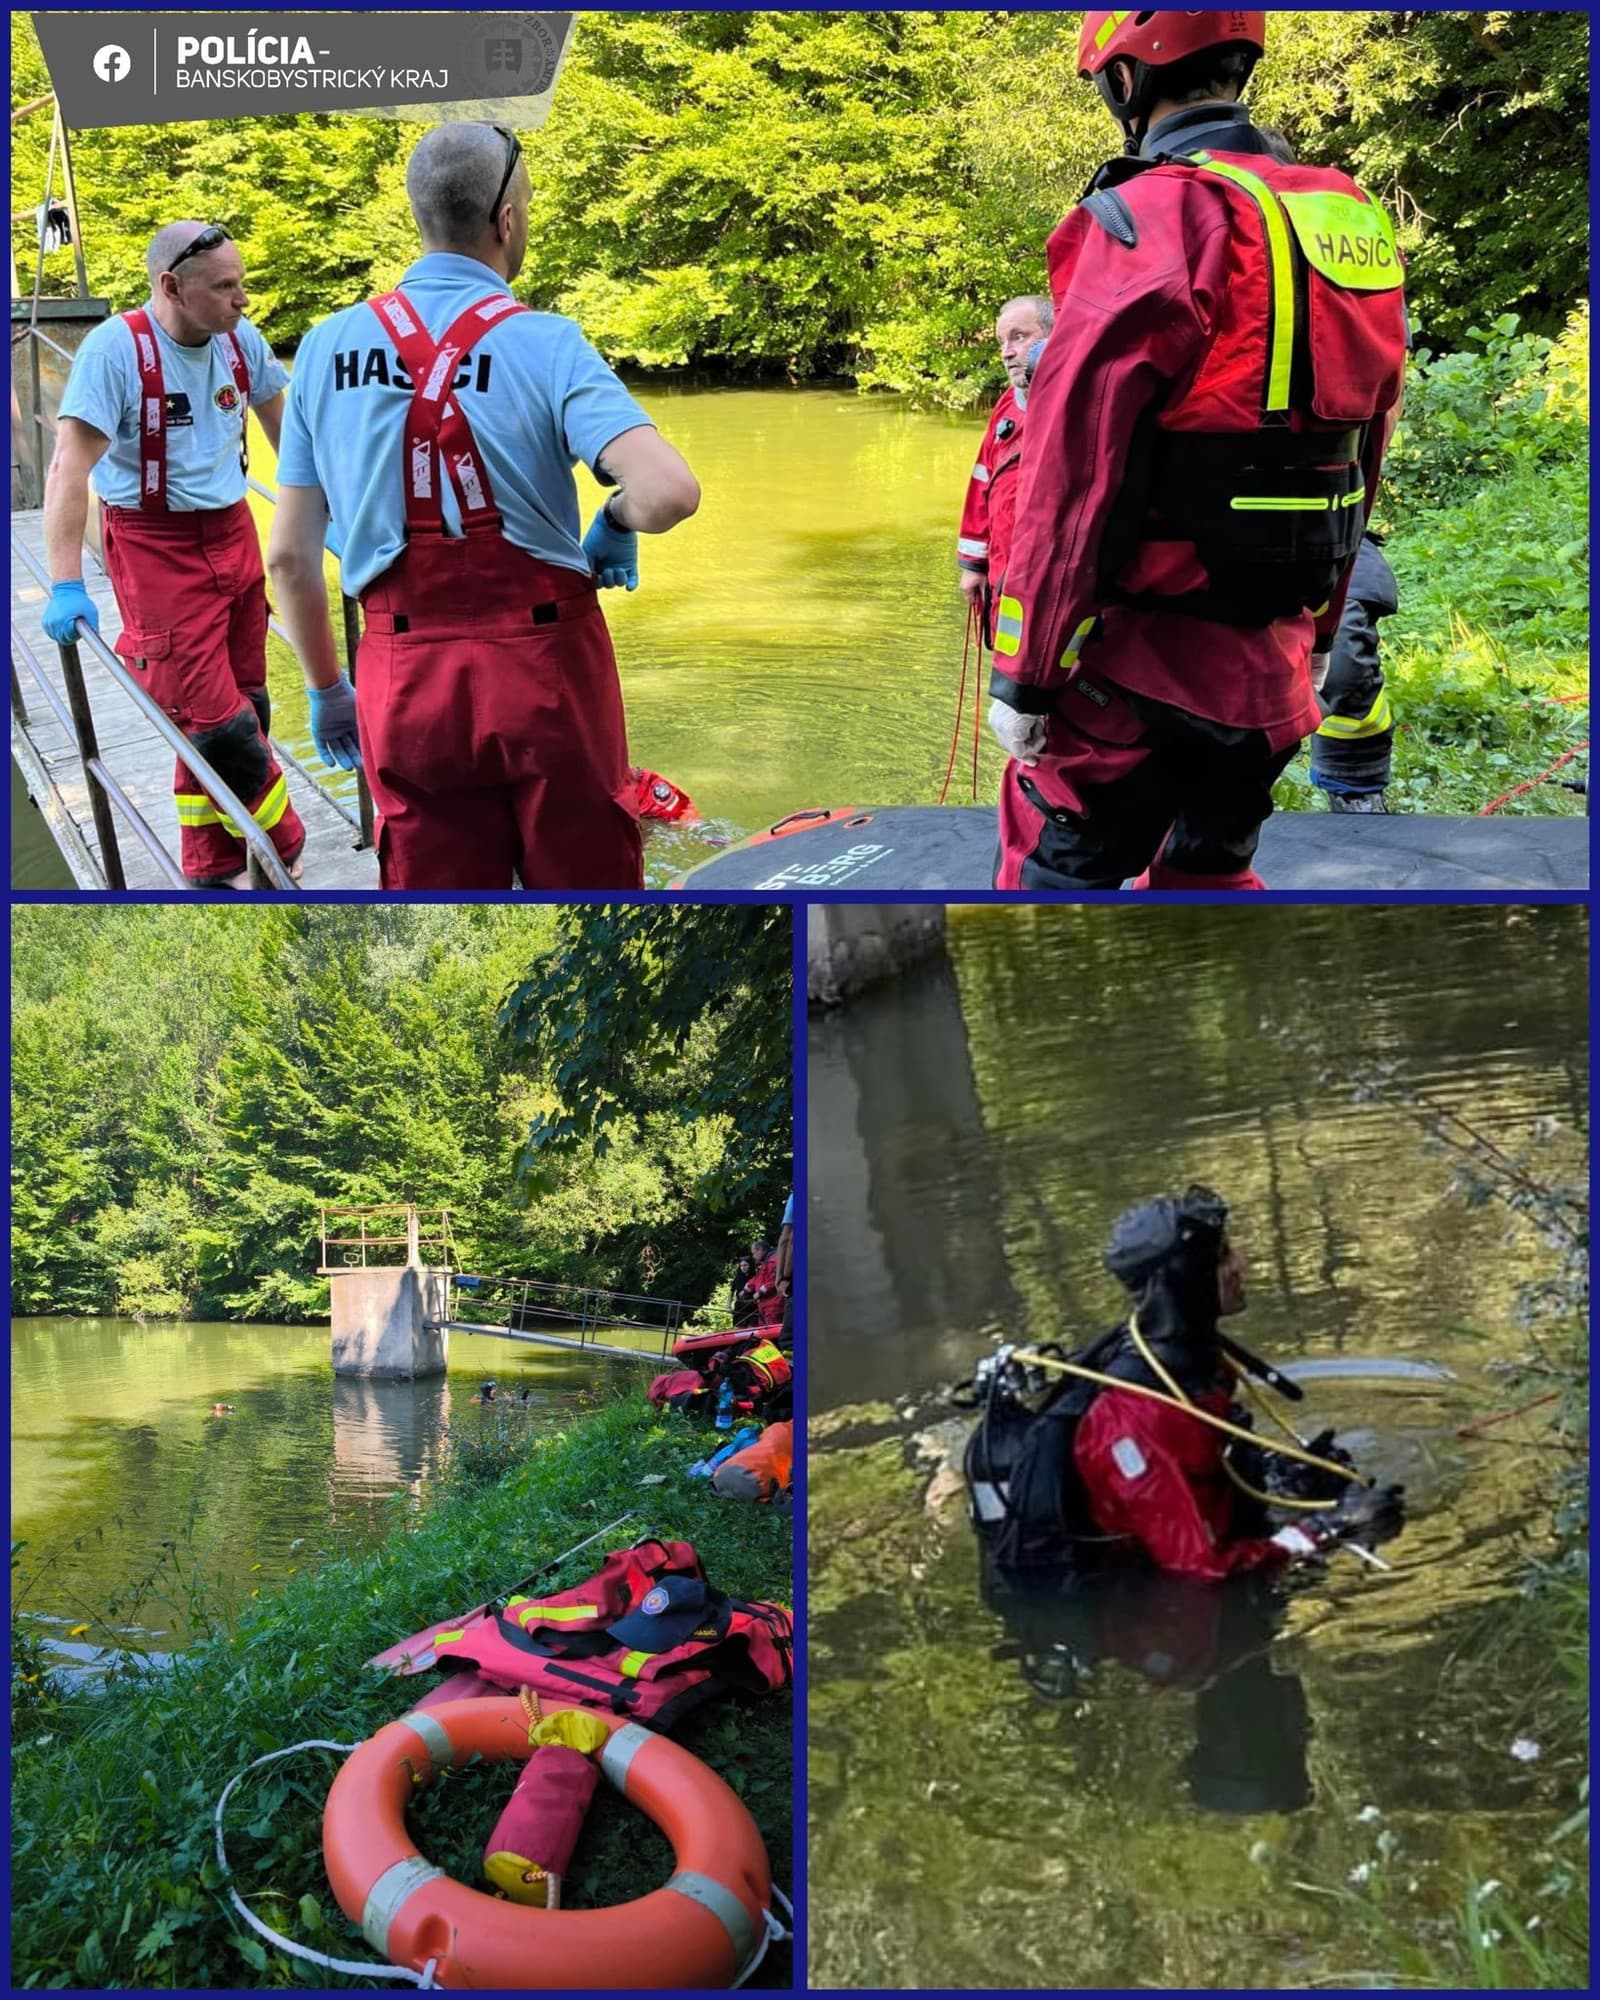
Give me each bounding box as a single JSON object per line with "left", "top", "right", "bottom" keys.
{"left": 1096, "top": 62, "right": 1156, "bottom": 154}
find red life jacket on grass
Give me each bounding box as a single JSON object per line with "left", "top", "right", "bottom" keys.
{"left": 729, "top": 1339, "right": 792, "bottom": 1407}
{"left": 647, "top": 1367, "right": 711, "bottom": 1415}
{"left": 430, "top": 1538, "right": 793, "bottom": 1732}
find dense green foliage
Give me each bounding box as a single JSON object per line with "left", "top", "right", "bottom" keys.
{"left": 1277, "top": 307, "right": 1589, "bottom": 817}
{"left": 501, "top": 905, "right": 791, "bottom": 1211}
{"left": 11, "top": 1394, "right": 793, "bottom": 1989}
{"left": 11, "top": 11, "right": 1587, "bottom": 400}
{"left": 10, "top": 907, "right": 791, "bottom": 1322}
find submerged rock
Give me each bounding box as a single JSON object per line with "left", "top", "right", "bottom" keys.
{"left": 905, "top": 1415, "right": 972, "bottom": 1517}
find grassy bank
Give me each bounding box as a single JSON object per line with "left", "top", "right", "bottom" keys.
{"left": 1276, "top": 310, "right": 1589, "bottom": 819}
{"left": 10, "top": 1393, "right": 793, "bottom": 1989}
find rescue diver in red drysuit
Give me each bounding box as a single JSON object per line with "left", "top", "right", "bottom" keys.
{"left": 1075, "top": 1187, "right": 1406, "bottom": 1581}
{"left": 988, "top": 10, "right": 1411, "bottom": 890}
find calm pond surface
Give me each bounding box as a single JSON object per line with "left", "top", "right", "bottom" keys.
{"left": 13, "top": 384, "right": 989, "bottom": 888}
{"left": 807, "top": 903, "right": 1588, "bottom": 1989}
{"left": 10, "top": 1318, "right": 642, "bottom": 1664}
{"left": 265, "top": 382, "right": 991, "bottom": 885}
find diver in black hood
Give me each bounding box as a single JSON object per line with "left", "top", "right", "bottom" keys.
{"left": 963, "top": 1185, "right": 1406, "bottom": 1579}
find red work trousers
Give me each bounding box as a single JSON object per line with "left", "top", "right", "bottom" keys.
{"left": 995, "top": 673, "right": 1299, "bottom": 892}
{"left": 356, "top": 535, "right": 644, "bottom": 891}
{"left": 101, "top": 499, "right": 305, "bottom": 885}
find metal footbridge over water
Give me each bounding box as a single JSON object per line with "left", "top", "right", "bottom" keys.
{"left": 320, "top": 1207, "right": 687, "bottom": 1374}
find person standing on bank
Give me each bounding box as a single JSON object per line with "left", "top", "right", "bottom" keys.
{"left": 956, "top": 295, "right": 1054, "bottom": 641}
{"left": 268, "top": 122, "right": 700, "bottom": 890}
{"left": 1310, "top": 529, "right": 1399, "bottom": 811}
{"left": 987, "top": 11, "right": 1410, "bottom": 890}
{"left": 42, "top": 223, "right": 307, "bottom": 888}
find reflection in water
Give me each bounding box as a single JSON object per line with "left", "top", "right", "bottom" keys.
{"left": 11, "top": 758, "right": 77, "bottom": 890}
{"left": 808, "top": 951, "right": 1020, "bottom": 1403}
{"left": 808, "top": 903, "right": 1587, "bottom": 1990}
{"left": 329, "top": 1372, "right": 450, "bottom": 1502}
{"left": 10, "top": 1317, "right": 638, "bottom": 1655}
{"left": 983, "top": 1562, "right": 1312, "bottom": 1819}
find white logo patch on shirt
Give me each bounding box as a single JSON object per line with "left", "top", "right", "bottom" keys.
{"left": 1111, "top": 1436, "right": 1148, "bottom": 1482}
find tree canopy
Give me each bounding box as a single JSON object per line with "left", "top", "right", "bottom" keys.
{"left": 500, "top": 904, "right": 792, "bottom": 1213}
{"left": 10, "top": 906, "right": 792, "bottom": 1322}
{"left": 12, "top": 11, "right": 1587, "bottom": 404}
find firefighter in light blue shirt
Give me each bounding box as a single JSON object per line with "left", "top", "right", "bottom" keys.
{"left": 268, "top": 122, "right": 700, "bottom": 890}
{"left": 43, "top": 222, "right": 305, "bottom": 885}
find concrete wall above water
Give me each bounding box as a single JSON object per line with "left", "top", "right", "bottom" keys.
{"left": 807, "top": 904, "right": 947, "bottom": 1006}
{"left": 329, "top": 1266, "right": 450, "bottom": 1380}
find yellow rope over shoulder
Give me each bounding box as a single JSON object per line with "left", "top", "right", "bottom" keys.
{"left": 1010, "top": 1328, "right": 1364, "bottom": 1489}
{"left": 1125, "top": 1317, "right": 1343, "bottom": 1514}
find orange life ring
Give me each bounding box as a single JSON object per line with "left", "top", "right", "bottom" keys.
{"left": 322, "top": 1696, "right": 772, "bottom": 1989}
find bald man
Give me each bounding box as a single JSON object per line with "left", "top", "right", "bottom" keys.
{"left": 957, "top": 295, "right": 1054, "bottom": 636}
{"left": 44, "top": 222, "right": 305, "bottom": 887}
{"left": 269, "top": 121, "right": 699, "bottom": 890}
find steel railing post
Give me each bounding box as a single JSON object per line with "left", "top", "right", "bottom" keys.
{"left": 28, "top": 333, "right": 46, "bottom": 507}
{"left": 56, "top": 634, "right": 126, "bottom": 889}
{"left": 339, "top": 592, "right": 376, "bottom": 850}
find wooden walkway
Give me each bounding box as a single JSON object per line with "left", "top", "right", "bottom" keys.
{"left": 11, "top": 508, "right": 376, "bottom": 890}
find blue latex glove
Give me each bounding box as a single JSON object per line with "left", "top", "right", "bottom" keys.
{"left": 308, "top": 675, "right": 363, "bottom": 771}
{"left": 43, "top": 579, "right": 99, "bottom": 645}
{"left": 582, "top": 503, "right": 638, "bottom": 591}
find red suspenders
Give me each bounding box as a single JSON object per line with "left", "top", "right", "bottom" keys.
{"left": 366, "top": 289, "right": 527, "bottom": 535}
{"left": 121, "top": 308, "right": 251, "bottom": 512}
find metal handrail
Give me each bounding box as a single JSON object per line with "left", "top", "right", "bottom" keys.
{"left": 11, "top": 530, "right": 297, "bottom": 887}
{"left": 318, "top": 1204, "right": 456, "bottom": 1272}
{"left": 446, "top": 1271, "right": 687, "bottom": 1345}
{"left": 16, "top": 322, "right": 74, "bottom": 364}
{"left": 444, "top": 1277, "right": 676, "bottom": 1361}
{"left": 10, "top": 622, "right": 186, "bottom": 887}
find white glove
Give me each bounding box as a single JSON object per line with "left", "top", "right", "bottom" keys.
{"left": 988, "top": 699, "right": 1048, "bottom": 766}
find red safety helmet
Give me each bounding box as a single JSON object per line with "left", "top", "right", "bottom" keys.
{"left": 1079, "top": 11, "right": 1267, "bottom": 148}
{"left": 1079, "top": 11, "right": 1267, "bottom": 80}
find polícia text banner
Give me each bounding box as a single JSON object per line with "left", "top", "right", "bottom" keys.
{"left": 32, "top": 13, "right": 576, "bottom": 128}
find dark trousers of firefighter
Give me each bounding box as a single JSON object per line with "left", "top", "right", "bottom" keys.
{"left": 995, "top": 675, "right": 1300, "bottom": 891}
{"left": 101, "top": 499, "right": 305, "bottom": 883}
{"left": 356, "top": 534, "right": 644, "bottom": 891}
{"left": 1309, "top": 597, "right": 1393, "bottom": 796}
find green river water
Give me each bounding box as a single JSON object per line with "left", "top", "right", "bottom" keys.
{"left": 265, "top": 382, "right": 996, "bottom": 885}
{"left": 807, "top": 903, "right": 1587, "bottom": 1989}
{"left": 12, "top": 384, "right": 996, "bottom": 889}
{"left": 10, "top": 1318, "right": 641, "bottom": 1666}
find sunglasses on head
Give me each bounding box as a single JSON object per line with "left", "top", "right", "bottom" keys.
{"left": 166, "top": 224, "right": 231, "bottom": 274}
{"left": 487, "top": 123, "right": 522, "bottom": 224}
